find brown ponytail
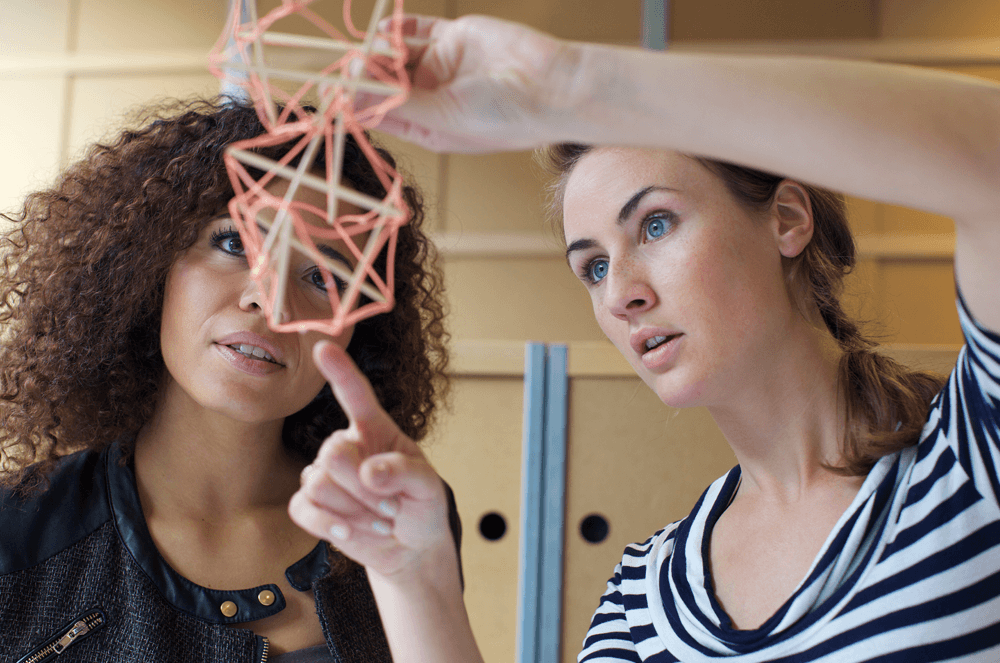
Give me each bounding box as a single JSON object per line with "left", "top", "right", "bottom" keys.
{"left": 543, "top": 144, "right": 947, "bottom": 476}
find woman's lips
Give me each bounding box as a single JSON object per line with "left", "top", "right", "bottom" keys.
{"left": 214, "top": 342, "right": 285, "bottom": 377}
{"left": 212, "top": 331, "right": 286, "bottom": 377}
{"left": 640, "top": 333, "right": 684, "bottom": 371}
{"left": 214, "top": 332, "right": 285, "bottom": 364}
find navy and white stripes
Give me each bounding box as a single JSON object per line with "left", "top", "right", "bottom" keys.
{"left": 579, "top": 297, "right": 1000, "bottom": 662}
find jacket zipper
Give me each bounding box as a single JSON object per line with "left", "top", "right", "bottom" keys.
{"left": 19, "top": 610, "right": 105, "bottom": 663}
{"left": 260, "top": 636, "right": 270, "bottom": 663}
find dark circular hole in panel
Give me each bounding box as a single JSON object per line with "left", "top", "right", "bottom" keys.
{"left": 478, "top": 512, "right": 507, "bottom": 541}
{"left": 580, "top": 514, "right": 609, "bottom": 544}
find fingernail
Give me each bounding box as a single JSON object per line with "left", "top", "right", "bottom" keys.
{"left": 377, "top": 498, "right": 398, "bottom": 518}
{"left": 300, "top": 464, "right": 316, "bottom": 483}
{"left": 370, "top": 461, "right": 390, "bottom": 485}
{"left": 330, "top": 524, "right": 350, "bottom": 540}
{"left": 372, "top": 520, "right": 392, "bottom": 536}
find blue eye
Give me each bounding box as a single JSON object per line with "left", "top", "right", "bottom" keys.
{"left": 644, "top": 215, "right": 672, "bottom": 241}
{"left": 587, "top": 259, "right": 609, "bottom": 283}
{"left": 210, "top": 228, "right": 245, "bottom": 256}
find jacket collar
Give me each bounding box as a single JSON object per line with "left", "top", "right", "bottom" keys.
{"left": 105, "top": 442, "right": 331, "bottom": 625}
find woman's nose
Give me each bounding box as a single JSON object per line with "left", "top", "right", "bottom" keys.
{"left": 238, "top": 275, "right": 265, "bottom": 313}
{"left": 606, "top": 261, "right": 656, "bottom": 321}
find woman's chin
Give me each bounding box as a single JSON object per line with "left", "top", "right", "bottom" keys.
{"left": 646, "top": 373, "right": 708, "bottom": 410}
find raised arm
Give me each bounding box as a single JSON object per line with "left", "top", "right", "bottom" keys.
{"left": 380, "top": 15, "right": 1000, "bottom": 329}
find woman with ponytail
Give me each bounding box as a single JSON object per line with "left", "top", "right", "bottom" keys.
{"left": 288, "top": 14, "right": 1000, "bottom": 662}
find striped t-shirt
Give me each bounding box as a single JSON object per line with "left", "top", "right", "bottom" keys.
{"left": 579, "top": 297, "right": 1000, "bottom": 662}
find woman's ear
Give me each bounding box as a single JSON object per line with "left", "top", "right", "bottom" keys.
{"left": 772, "top": 180, "right": 814, "bottom": 258}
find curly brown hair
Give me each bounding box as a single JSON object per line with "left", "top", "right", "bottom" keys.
{"left": 0, "top": 99, "right": 449, "bottom": 490}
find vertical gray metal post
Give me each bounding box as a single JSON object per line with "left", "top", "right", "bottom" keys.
{"left": 516, "top": 343, "right": 569, "bottom": 663}
{"left": 220, "top": 0, "right": 252, "bottom": 101}
{"left": 516, "top": 343, "right": 548, "bottom": 663}
{"left": 539, "top": 345, "right": 568, "bottom": 663}
{"left": 642, "top": 0, "right": 669, "bottom": 50}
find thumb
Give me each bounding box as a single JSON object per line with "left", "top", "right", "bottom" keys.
{"left": 313, "top": 340, "right": 383, "bottom": 429}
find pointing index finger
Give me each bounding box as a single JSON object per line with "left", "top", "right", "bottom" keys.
{"left": 314, "top": 341, "right": 383, "bottom": 428}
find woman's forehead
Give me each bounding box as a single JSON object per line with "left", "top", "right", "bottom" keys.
{"left": 563, "top": 149, "right": 701, "bottom": 220}
{"left": 566, "top": 149, "right": 698, "bottom": 199}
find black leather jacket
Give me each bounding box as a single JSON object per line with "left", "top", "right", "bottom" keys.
{"left": 0, "top": 444, "right": 462, "bottom": 662}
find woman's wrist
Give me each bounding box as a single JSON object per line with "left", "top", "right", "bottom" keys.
{"left": 365, "top": 540, "right": 483, "bottom": 663}
{"left": 366, "top": 534, "right": 462, "bottom": 594}
{"left": 539, "top": 40, "right": 652, "bottom": 148}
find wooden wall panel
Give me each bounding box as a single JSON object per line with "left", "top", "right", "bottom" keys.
{"left": 672, "top": 0, "right": 878, "bottom": 41}
{"left": 561, "top": 378, "right": 733, "bottom": 662}
{"left": 0, "top": 77, "right": 67, "bottom": 216}
{"left": 76, "top": 0, "right": 225, "bottom": 51}
{"left": 946, "top": 65, "right": 1000, "bottom": 81}
{"left": 67, "top": 73, "right": 220, "bottom": 161}
{"left": 446, "top": 151, "right": 549, "bottom": 234}
{"left": 880, "top": 0, "right": 1000, "bottom": 38}
{"left": 257, "top": 0, "right": 449, "bottom": 38}
{"left": 1, "top": 1, "right": 72, "bottom": 53}
{"left": 455, "top": 0, "right": 642, "bottom": 42}
{"left": 372, "top": 130, "right": 445, "bottom": 232}
{"left": 423, "top": 376, "right": 525, "bottom": 663}
{"left": 442, "top": 257, "right": 606, "bottom": 342}
{"left": 882, "top": 261, "right": 964, "bottom": 344}
{"left": 880, "top": 204, "right": 953, "bottom": 235}
{"left": 845, "top": 195, "right": 879, "bottom": 235}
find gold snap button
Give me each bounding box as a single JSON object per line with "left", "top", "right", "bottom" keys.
{"left": 220, "top": 600, "right": 238, "bottom": 617}
{"left": 258, "top": 590, "right": 276, "bottom": 606}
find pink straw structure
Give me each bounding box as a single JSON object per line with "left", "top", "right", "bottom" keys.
{"left": 209, "top": 0, "right": 411, "bottom": 336}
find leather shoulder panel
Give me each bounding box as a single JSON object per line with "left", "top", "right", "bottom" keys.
{"left": 0, "top": 449, "right": 111, "bottom": 574}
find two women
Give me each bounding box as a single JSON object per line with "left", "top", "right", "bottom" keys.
{"left": 0, "top": 100, "right": 458, "bottom": 661}
{"left": 290, "top": 14, "right": 1000, "bottom": 662}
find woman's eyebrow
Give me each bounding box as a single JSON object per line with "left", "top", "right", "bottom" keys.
{"left": 565, "top": 185, "right": 679, "bottom": 261}
{"left": 617, "top": 185, "right": 677, "bottom": 225}
{"left": 313, "top": 244, "right": 353, "bottom": 268}
{"left": 565, "top": 238, "right": 597, "bottom": 262}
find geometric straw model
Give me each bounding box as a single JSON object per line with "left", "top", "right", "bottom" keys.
{"left": 208, "top": 0, "right": 412, "bottom": 336}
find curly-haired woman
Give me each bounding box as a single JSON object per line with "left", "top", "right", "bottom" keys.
{"left": 287, "top": 15, "right": 1000, "bottom": 663}
{"left": 0, "top": 100, "right": 458, "bottom": 662}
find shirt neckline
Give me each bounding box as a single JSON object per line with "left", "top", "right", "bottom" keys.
{"left": 661, "top": 451, "right": 906, "bottom": 650}
{"left": 105, "top": 441, "right": 331, "bottom": 624}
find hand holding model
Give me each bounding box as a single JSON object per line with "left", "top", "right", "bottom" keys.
{"left": 370, "top": 14, "right": 577, "bottom": 152}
